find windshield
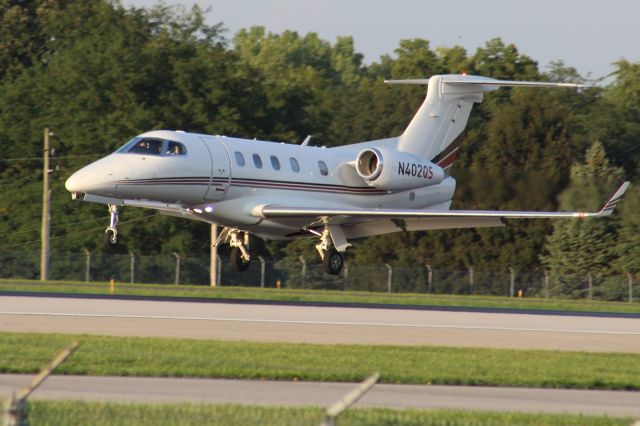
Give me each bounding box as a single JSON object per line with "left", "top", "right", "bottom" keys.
{"left": 115, "top": 137, "right": 187, "bottom": 156}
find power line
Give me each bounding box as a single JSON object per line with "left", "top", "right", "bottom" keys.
{"left": 0, "top": 213, "right": 158, "bottom": 250}
{"left": 0, "top": 154, "right": 108, "bottom": 163}
{"left": 0, "top": 216, "right": 108, "bottom": 238}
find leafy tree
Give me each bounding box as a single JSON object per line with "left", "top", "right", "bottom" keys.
{"left": 541, "top": 142, "right": 624, "bottom": 298}
{"left": 615, "top": 186, "right": 640, "bottom": 275}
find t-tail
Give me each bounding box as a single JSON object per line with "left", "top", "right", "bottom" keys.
{"left": 386, "top": 75, "right": 587, "bottom": 172}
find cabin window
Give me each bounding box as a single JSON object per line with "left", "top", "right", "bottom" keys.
{"left": 318, "top": 160, "right": 329, "bottom": 176}
{"left": 290, "top": 157, "right": 300, "bottom": 173}
{"left": 166, "top": 141, "right": 186, "bottom": 156}
{"left": 235, "top": 151, "right": 245, "bottom": 167}
{"left": 252, "top": 153, "right": 263, "bottom": 169}
{"left": 270, "top": 155, "right": 281, "bottom": 171}
{"left": 127, "top": 138, "right": 163, "bottom": 155}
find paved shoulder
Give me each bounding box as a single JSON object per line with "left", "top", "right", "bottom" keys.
{"left": 2, "top": 295, "right": 640, "bottom": 351}
{"left": 1, "top": 374, "right": 639, "bottom": 416}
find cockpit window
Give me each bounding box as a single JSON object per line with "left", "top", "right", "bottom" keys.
{"left": 166, "top": 141, "right": 186, "bottom": 155}
{"left": 116, "top": 137, "right": 141, "bottom": 153}
{"left": 128, "top": 138, "right": 163, "bottom": 155}
{"left": 117, "top": 137, "right": 188, "bottom": 157}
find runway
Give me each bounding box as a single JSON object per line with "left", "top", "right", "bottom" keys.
{"left": 2, "top": 294, "right": 640, "bottom": 352}
{"left": 2, "top": 374, "right": 640, "bottom": 416}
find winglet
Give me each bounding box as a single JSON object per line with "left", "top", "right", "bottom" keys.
{"left": 598, "top": 181, "right": 630, "bottom": 216}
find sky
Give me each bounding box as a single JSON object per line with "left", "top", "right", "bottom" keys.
{"left": 124, "top": 0, "right": 639, "bottom": 80}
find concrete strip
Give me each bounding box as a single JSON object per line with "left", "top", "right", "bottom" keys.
{"left": 1, "top": 295, "right": 639, "bottom": 352}
{"left": 1, "top": 374, "right": 639, "bottom": 416}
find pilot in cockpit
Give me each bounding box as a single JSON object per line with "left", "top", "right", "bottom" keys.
{"left": 129, "top": 139, "right": 162, "bottom": 155}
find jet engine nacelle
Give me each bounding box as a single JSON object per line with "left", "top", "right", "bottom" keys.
{"left": 355, "top": 148, "right": 445, "bottom": 191}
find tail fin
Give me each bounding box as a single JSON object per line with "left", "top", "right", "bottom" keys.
{"left": 387, "top": 75, "right": 586, "bottom": 164}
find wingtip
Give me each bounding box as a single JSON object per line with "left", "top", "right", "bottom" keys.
{"left": 599, "top": 181, "right": 631, "bottom": 215}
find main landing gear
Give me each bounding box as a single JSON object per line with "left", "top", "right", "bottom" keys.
{"left": 105, "top": 204, "right": 119, "bottom": 245}
{"left": 315, "top": 225, "right": 344, "bottom": 275}
{"left": 217, "top": 228, "right": 251, "bottom": 272}
{"left": 310, "top": 221, "right": 351, "bottom": 275}
{"left": 218, "top": 222, "right": 350, "bottom": 276}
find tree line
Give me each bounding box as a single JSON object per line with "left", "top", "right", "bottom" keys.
{"left": 0, "top": 0, "right": 639, "bottom": 295}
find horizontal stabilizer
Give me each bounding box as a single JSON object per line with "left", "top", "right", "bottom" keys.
{"left": 385, "top": 76, "right": 588, "bottom": 90}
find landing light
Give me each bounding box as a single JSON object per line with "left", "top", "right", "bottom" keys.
{"left": 193, "top": 208, "right": 203, "bottom": 214}
{"left": 205, "top": 206, "right": 213, "bottom": 213}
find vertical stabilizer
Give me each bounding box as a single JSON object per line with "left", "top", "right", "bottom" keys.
{"left": 386, "top": 75, "right": 586, "bottom": 168}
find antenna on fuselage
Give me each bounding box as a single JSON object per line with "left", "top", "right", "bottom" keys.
{"left": 301, "top": 135, "right": 312, "bottom": 146}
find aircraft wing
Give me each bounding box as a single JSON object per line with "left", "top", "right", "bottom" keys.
{"left": 256, "top": 181, "right": 630, "bottom": 221}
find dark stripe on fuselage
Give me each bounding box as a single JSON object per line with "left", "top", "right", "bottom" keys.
{"left": 116, "top": 177, "right": 386, "bottom": 195}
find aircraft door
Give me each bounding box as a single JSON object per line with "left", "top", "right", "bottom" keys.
{"left": 199, "top": 136, "right": 231, "bottom": 200}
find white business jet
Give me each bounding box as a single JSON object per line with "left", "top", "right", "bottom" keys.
{"left": 65, "top": 74, "right": 629, "bottom": 275}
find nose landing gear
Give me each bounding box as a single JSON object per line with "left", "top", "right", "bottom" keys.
{"left": 105, "top": 204, "right": 119, "bottom": 245}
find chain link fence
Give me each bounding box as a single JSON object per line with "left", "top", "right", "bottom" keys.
{"left": 0, "top": 249, "right": 637, "bottom": 302}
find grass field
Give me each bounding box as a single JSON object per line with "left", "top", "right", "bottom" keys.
{"left": 19, "top": 401, "right": 632, "bottom": 426}
{"left": 1, "top": 278, "right": 639, "bottom": 315}
{"left": 2, "top": 332, "right": 640, "bottom": 390}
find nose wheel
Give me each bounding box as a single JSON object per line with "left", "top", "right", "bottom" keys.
{"left": 105, "top": 204, "right": 119, "bottom": 245}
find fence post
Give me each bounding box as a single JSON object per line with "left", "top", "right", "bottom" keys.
{"left": 4, "top": 342, "right": 79, "bottom": 426}
{"left": 216, "top": 256, "right": 222, "bottom": 286}
{"left": 129, "top": 250, "right": 135, "bottom": 283}
{"left": 343, "top": 263, "right": 349, "bottom": 291}
{"left": 299, "top": 256, "right": 306, "bottom": 284}
{"left": 587, "top": 272, "right": 593, "bottom": 300}
{"left": 508, "top": 267, "right": 515, "bottom": 297}
{"left": 544, "top": 269, "right": 549, "bottom": 299}
{"left": 628, "top": 273, "right": 634, "bottom": 303}
{"left": 385, "top": 263, "right": 392, "bottom": 293}
{"left": 468, "top": 266, "right": 474, "bottom": 294}
{"left": 83, "top": 248, "right": 91, "bottom": 282}
{"left": 258, "top": 256, "right": 265, "bottom": 288}
{"left": 173, "top": 252, "right": 181, "bottom": 285}
{"left": 426, "top": 263, "right": 432, "bottom": 293}
{"left": 321, "top": 372, "right": 379, "bottom": 426}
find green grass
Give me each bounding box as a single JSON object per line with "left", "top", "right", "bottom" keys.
{"left": 2, "top": 278, "right": 639, "bottom": 315}
{"left": 20, "top": 401, "right": 632, "bottom": 426}
{"left": 2, "top": 332, "right": 640, "bottom": 390}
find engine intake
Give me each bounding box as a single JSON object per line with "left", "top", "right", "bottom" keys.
{"left": 356, "top": 148, "right": 383, "bottom": 180}
{"left": 355, "top": 148, "right": 444, "bottom": 191}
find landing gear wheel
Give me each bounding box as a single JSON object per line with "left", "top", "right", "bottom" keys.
{"left": 230, "top": 247, "right": 251, "bottom": 272}
{"left": 323, "top": 249, "right": 344, "bottom": 275}
{"left": 105, "top": 229, "right": 117, "bottom": 245}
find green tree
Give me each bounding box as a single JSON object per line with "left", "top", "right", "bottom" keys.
{"left": 541, "top": 142, "right": 624, "bottom": 298}
{"left": 615, "top": 186, "right": 640, "bottom": 274}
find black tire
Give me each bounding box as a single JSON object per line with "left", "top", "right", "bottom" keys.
{"left": 230, "top": 247, "right": 251, "bottom": 272}
{"left": 105, "top": 229, "right": 117, "bottom": 245}
{"left": 323, "top": 249, "right": 344, "bottom": 275}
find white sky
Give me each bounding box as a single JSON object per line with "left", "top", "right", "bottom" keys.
{"left": 125, "top": 0, "right": 639, "bottom": 80}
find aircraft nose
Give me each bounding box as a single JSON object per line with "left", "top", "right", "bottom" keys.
{"left": 65, "top": 157, "right": 118, "bottom": 197}
{"left": 65, "top": 171, "right": 83, "bottom": 193}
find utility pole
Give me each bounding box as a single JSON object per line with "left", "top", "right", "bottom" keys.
{"left": 40, "top": 128, "right": 51, "bottom": 281}
{"left": 210, "top": 224, "right": 218, "bottom": 287}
